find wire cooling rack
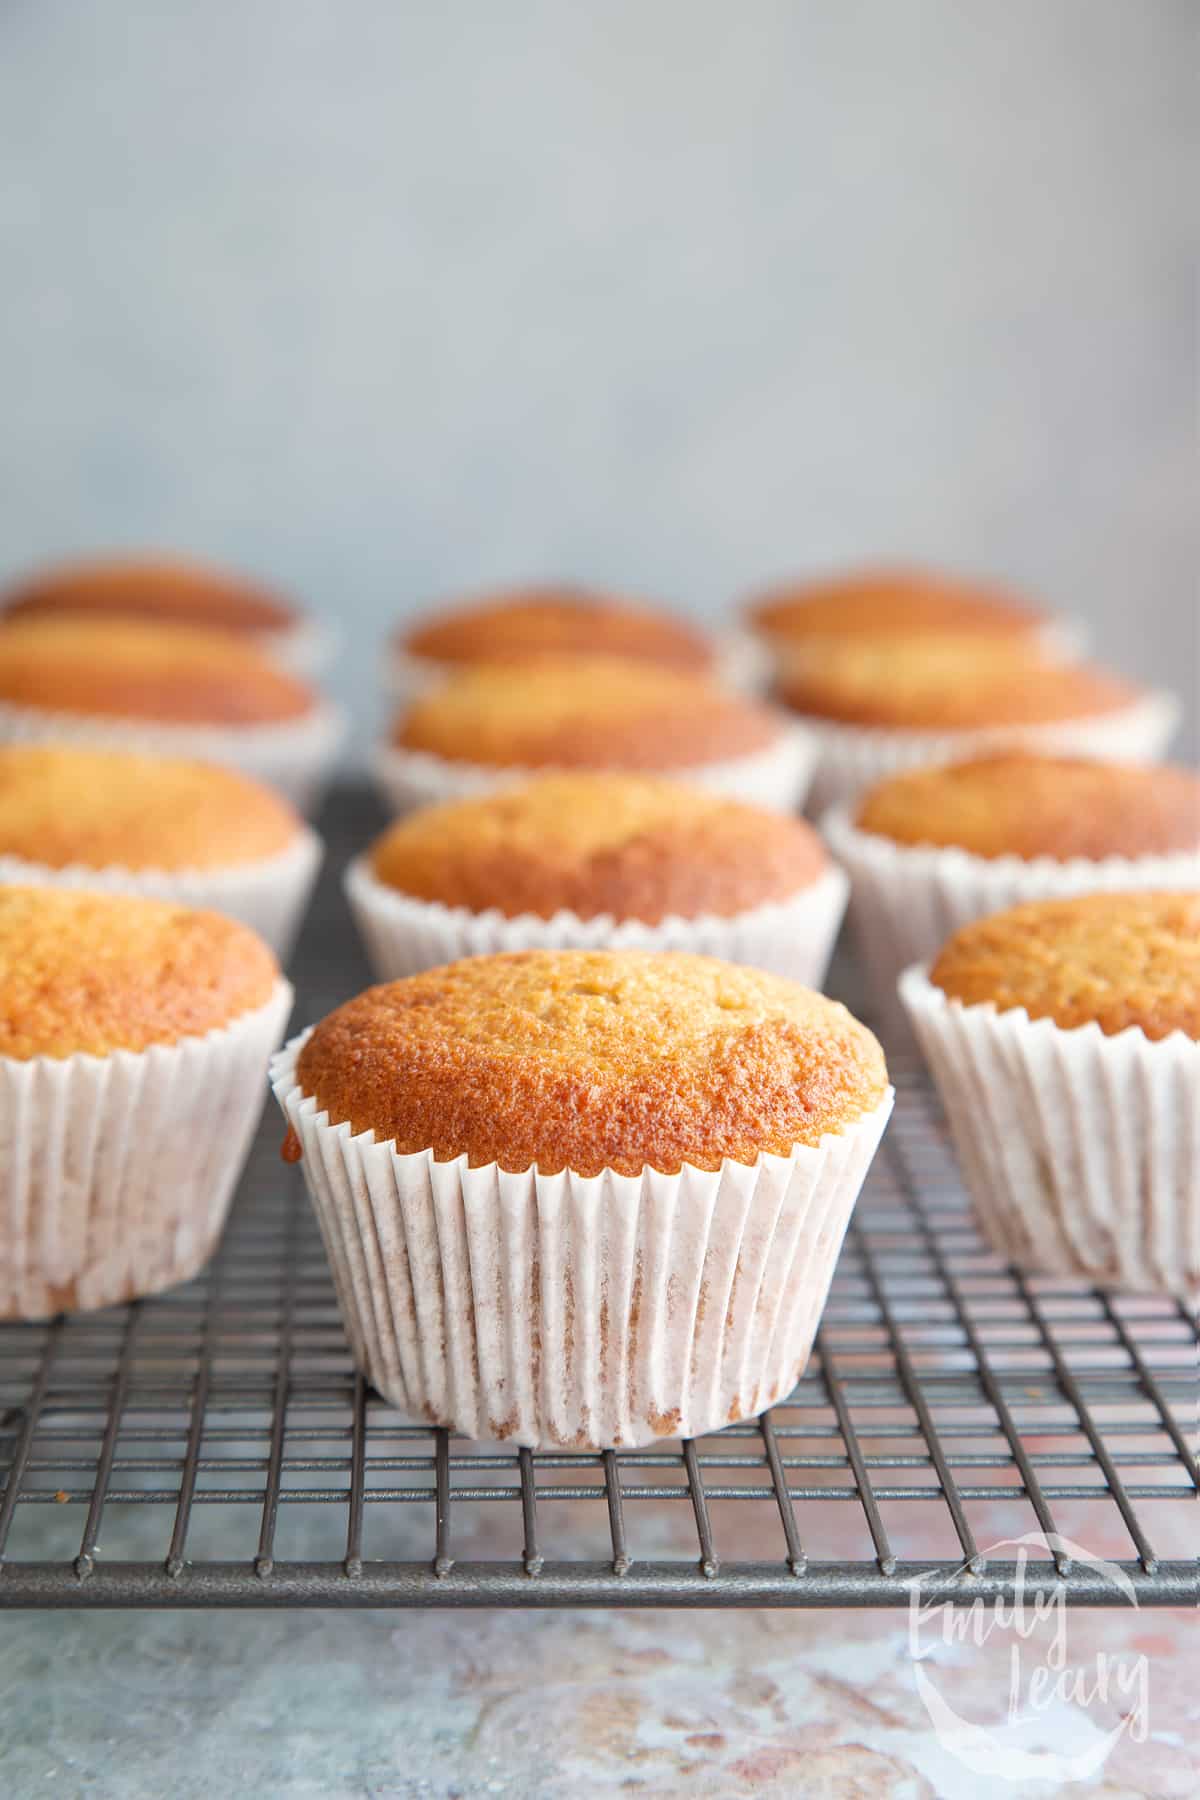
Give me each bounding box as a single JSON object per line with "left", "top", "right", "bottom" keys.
{"left": 0, "top": 790, "right": 1195, "bottom": 1609}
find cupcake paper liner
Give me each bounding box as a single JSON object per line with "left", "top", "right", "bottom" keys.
{"left": 0, "top": 697, "right": 346, "bottom": 817}
{"left": 271, "top": 1032, "right": 894, "bottom": 1449}
{"left": 0, "top": 828, "right": 324, "bottom": 961}
{"left": 899, "top": 967, "right": 1200, "bottom": 1299}
{"left": 1, "top": 980, "right": 294, "bottom": 1319}
{"left": 822, "top": 805, "right": 1200, "bottom": 1031}
{"left": 1035, "top": 615, "right": 1090, "bottom": 661}
{"left": 713, "top": 629, "right": 773, "bottom": 695}
{"left": 344, "top": 855, "right": 849, "bottom": 988}
{"left": 371, "top": 724, "right": 817, "bottom": 819}
{"left": 260, "top": 618, "right": 340, "bottom": 681}
{"left": 797, "top": 690, "right": 1180, "bottom": 815}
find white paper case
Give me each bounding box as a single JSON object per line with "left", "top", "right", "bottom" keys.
{"left": 344, "top": 856, "right": 849, "bottom": 988}
{"left": 371, "top": 724, "right": 817, "bottom": 818}
{"left": 259, "top": 618, "right": 340, "bottom": 681}
{"left": 0, "top": 698, "right": 346, "bottom": 817}
{"left": 899, "top": 967, "right": 1200, "bottom": 1298}
{"left": 271, "top": 1034, "right": 893, "bottom": 1448}
{"left": 822, "top": 805, "right": 1200, "bottom": 1027}
{"left": 1, "top": 980, "right": 294, "bottom": 1319}
{"left": 0, "top": 829, "right": 324, "bottom": 960}
{"left": 798, "top": 690, "right": 1180, "bottom": 814}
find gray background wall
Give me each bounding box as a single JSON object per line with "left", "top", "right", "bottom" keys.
{"left": 1, "top": 0, "right": 1195, "bottom": 759}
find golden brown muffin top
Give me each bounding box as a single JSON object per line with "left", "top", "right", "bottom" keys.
{"left": 0, "top": 887, "right": 280, "bottom": 1059}
{"left": 929, "top": 891, "right": 1200, "bottom": 1041}
{"left": 297, "top": 949, "right": 888, "bottom": 1176}
{"left": 748, "top": 565, "right": 1043, "bottom": 643}
{"left": 0, "top": 745, "right": 301, "bottom": 872}
{"left": 0, "top": 618, "right": 317, "bottom": 726}
{"left": 401, "top": 585, "right": 713, "bottom": 671}
{"left": 777, "top": 638, "right": 1138, "bottom": 731}
{"left": 856, "top": 754, "right": 1200, "bottom": 862}
{"left": 2, "top": 555, "right": 296, "bottom": 633}
{"left": 392, "top": 657, "right": 781, "bottom": 770}
{"left": 368, "top": 774, "right": 828, "bottom": 923}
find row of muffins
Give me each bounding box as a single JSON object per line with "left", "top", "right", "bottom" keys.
{"left": 0, "top": 845, "right": 892, "bottom": 1447}
{"left": 0, "top": 554, "right": 1182, "bottom": 826}
{"left": 0, "top": 571, "right": 871, "bottom": 1448}
{"left": 0, "top": 553, "right": 1193, "bottom": 1455}
{"left": 4, "top": 745, "right": 1194, "bottom": 1404}
{"left": 342, "top": 754, "right": 1200, "bottom": 1315}
{"left": 0, "top": 551, "right": 886, "bottom": 1452}
{"left": 373, "top": 568, "right": 1199, "bottom": 1318}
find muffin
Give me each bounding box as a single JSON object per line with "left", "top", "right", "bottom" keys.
{"left": 346, "top": 773, "right": 848, "bottom": 985}
{"left": 900, "top": 892, "right": 1200, "bottom": 1297}
{"left": 746, "top": 565, "right": 1079, "bottom": 663}
{"left": 1, "top": 554, "right": 332, "bottom": 676}
{"left": 824, "top": 754, "right": 1200, "bottom": 1022}
{"left": 0, "top": 887, "right": 292, "bottom": 1317}
{"left": 272, "top": 949, "right": 892, "bottom": 1448}
{"left": 0, "top": 745, "right": 323, "bottom": 956}
{"left": 388, "top": 582, "right": 756, "bottom": 699}
{"left": 774, "top": 637, "right": 1178, "bottom": 812}
{"left": 375, "top": 656, "right": 814, "bottom": 814}
{"left": 0, "top": 617, "right": 344, "bottom": 812}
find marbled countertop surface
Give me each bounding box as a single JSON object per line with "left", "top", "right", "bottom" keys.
{"left": 2, "top": 1489, "right": 1195, "bottom": 1799}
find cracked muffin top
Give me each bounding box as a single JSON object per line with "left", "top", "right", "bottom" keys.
{"left": 2, "top": 555, "right": 297, "bottom": 634}
{"left": 776, "top": 638, "right": 1138, "bottom": 732}
{"left": 0, "top": 744, "right": 302, "bottom": 871}
{"left": 928, "top": 891, "right": 1200, "bottom": 1041}
{"left": 0, "top": 887, "right": 280, "bottom": 1059}
{"left": 367, "top": 774, "right": 828, "bottom": 922}
{"left": 399, "top": 585, "right": 713, "bottom": 672}
{"left": 855, "top": 754, "right": 1200, "bottom": 862}
{"left": 296, "top": 949, "right": 888, "bottom": 1176}
{"left": 391, "top": 657, "right": 783, "bottom": 770}
{"left": 747, "top": 566, "right": 1045, "bottom": 646}
{"left": 0, "top": 618, "right": 317, "bottom": 725}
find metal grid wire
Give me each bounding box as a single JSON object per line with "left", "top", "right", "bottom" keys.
{"left": 0, "top": 792, "right": 1196, "bottom": 1608}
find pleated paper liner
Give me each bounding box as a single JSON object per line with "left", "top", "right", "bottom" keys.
{"left": 344, "top": 854, "right": 849, "bottom": 988}
{"left": 272, "top": 1032, "right": 894, "bottom": 1450}
{"left": 371, "top": 722, "right": 817, "bottom": 819}
{"left": 796, "top": 689, "right": 1180, "bottom": 815}
{"left": 822, "top": 804, "right": 1200, "bottom": 1034}
{"left": 0, "top": 980, "right": 293, "bottom": 1319}
{"left": 0, "top": 697, "right": 346, "bottom": 817}
{"left": 900, "top": 966, "right": 1200, "bottom": 1299}
{"left": 0, "top": 829, "right": 323, "bottom": 960}
{"left": 259, "top": 617, "right": 340, "bottom": 681}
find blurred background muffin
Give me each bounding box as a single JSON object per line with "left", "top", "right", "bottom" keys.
{"left": 347, "top": 771, "right": 847, "bottom": 984}
{"left": 376, "top": 655, "right": 814, "bottom": 813}
{"left": 1, "top": 553, "right": 332, "bottom": 677}
{"left": 825, "top": 752, "right": 1200, "bottom": 1022}
{"left": 0, "top": 616, "right": 344, "bottom": 811}
{"left": 0, "top": 743, "right": 322, "bottom": 955}
{"left": 746, "top": 564, "right": 1081, "bottom": 679}
{"left": 775, "top": 636, "right": 1178, "bottom": 811}
{"left": 390, "top": 583, "right": 725, "bottom": 696}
